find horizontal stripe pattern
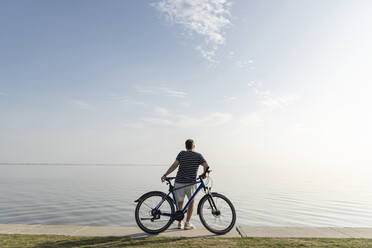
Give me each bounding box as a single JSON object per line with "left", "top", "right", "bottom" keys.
{"left": 175, "top": 150, "right": 206, "bottom": 183}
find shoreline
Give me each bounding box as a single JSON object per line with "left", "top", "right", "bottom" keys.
{"left": 1, "top": 224, "right": 372, "bottom": 238}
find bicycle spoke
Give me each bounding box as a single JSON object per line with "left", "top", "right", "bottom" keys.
{"left": 135, "top": 193, "right": 174, "bottom": 233}
{"left": 200, "top": 194, "right": 235, "bottom": 232}
{"left": 142, "top": 202, "right": 153, "bottom": 210}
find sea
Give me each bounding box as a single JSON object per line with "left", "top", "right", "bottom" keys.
{"left": 1, "top": 164, "right": 371, "bottom": 227}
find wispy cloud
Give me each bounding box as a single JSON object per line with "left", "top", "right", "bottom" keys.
{"left": 109, "top": 94, "right": 131, "bottom": 103}
{"left": 134, "top": 85, "right": 187, "bottom": 98}
{"left": 160, "top": 87, "right": 187, "bottom": 97}
{"left": 236, "top": 59, "right": 254, "bottom": 69}
{"left": 240, "top": 112, "right": 262, "bottom": 125}
{"left": 122, "top": 121, "right": 145, "bottom": 129}
{"left": 228, "top": 50, "right": 255, "bottom": 69}
{"left": 227, "top": 50, "right": 255, "bottom": 69}
{"left": 154, "top": 106, "right": 169, "bottom": 116}
{"left": 153, "top": 0, "right": 232, "bottom": 62}
{"left": 223, "top": 96, "right": 237, "bottom": 102}
{"left": 142, "top": 112, "right": 232, "bottom": 128}
{"left": 108, "top": 94, "right": 146, "bottom": 106}
{"left": 180, "top": 102, "right": 191, "bottom": 108}
{"left": 123, "top": 121, "right": 145, "bottom": 129}
{"left": 248, "top": 81, "right": 299, "bottom": 110}
{"left": 259, "top": 95, "right": 299, "bottom": 109}
{"left": 142, "top": 117, "right": 174, "bottom": 126}
{"left": 196, "top": 46, "right": 217, "bottom": 63}
{"left": 177, "top": 112, "right": 232, "bottom": 127}
{"left": 71, "top": 100, "right": 92, "bottom": 110}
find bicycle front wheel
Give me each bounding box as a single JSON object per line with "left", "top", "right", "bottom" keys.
{"left": 135, "top": 191, "right": 175, "bottom": 234}
{"left": 198, "top": 192, "right": 236, "bottom": 235}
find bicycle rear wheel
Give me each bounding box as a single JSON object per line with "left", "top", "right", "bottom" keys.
{"left": 135, "top": 191, "right": 175, "bottom": 234}
{"left": 198, "top": 192, "right": 236, "bottom": 235}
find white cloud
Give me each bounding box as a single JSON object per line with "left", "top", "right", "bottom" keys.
{"left": 159, "top": 87, "right": 187, "bottom": 97}
{"left": 142, "top": 112, "right": 232, "bottom": 128}
{"left": 153, "top": 0, "right": 232, "bottom": 62}
{"left": 180, "top": 102, "right": 191, "bottom": 108}
{"left": 236, "top": 59, "right": 253, "bottom": 68}
{"left": 248, "top": 81, "right": 299, "bottom": 110}
{"left": 223, "top": 96, "right": 237, "bottom": 102}
{"left": 240, "top": 112, "right": 262, "bottom": 125}
{"left": 109, "top": 94, "right": 130, "bottom": 103}
{"left": 227, "top": 50, "right": 255, "bottom": 68}
{"left": 122, "top": 121, "right": 144, "bottom": 129}
{"left": 260, "top": 95, "right": 299, "bottom": 109}
{"left": 142, "top": 117, "right": 174, "bottom": 126}
{"left": 134, "top": 85, "right": 187, "bottom": 98}
{"left": 71, "top": 100, "right": 92, "bottom": 110}
{"left": 108, "top": 94, "right": 146, "bottom": 106}
{"left": 247, "top": 80, "right": 260, "bottom": 87}
{"left": 228, "top": 51, "right": 235, "bottom": 58}
{"left": 177, "top": 112, "right": 232, "bottom": 127}
{"left": 196, "top": 46, "right": 217, "bottom": 63}
{"left": 134, "top": 85, "right": 156, "bottom": 95}
{"left": 154, "top": 106, "right": 169, "bottom": 116}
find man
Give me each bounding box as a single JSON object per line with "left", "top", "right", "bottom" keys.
{"left": 161, "top": 139, "right": 209, "bottom": 230}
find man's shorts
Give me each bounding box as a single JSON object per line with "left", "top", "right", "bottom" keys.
{"left": 174, "top": 182, "right": 197, "bottom": 203}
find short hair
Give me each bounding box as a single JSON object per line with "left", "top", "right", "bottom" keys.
{"left": 185, "top": 139, "right": 194, "bottom": 150}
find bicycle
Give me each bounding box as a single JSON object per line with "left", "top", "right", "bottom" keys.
{"left": 134, "top": 167, "right": 236, "bottom": 235}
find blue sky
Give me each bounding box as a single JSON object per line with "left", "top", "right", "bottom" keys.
{"left": 1, "top": 0, "right": 372, "bottom": 168}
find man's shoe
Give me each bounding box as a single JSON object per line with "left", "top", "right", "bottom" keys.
{"left": 184, "top": 222, "right": 195, "bottom": 230}
{"left": 178, "top": 222, "right": 184, "bottom": 229}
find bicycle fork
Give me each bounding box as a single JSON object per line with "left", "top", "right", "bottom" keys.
{"left": 207, "top": 194, "right": 220, "bottom": 215}
{"left": 201, "top": 183, "right": 220, "bottom": 216}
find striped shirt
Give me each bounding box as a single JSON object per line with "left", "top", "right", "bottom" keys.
{"left": 175, "top": 150, "right": 206, "bottom": 183}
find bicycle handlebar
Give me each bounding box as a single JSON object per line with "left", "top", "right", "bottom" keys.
{"left": 164, "top": 177, "right": 176, "bottom": 181}
{"left": 163, "top": 167, "right": 211, "bottom": 183}
{"left": 199, "top": 166, "right": 211, "bottom": 179}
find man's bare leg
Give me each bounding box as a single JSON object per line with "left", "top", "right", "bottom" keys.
{"left": 177, "top": 201, "right": 183, "bottom": 225}
{"left": 186, "top": 199, "right": 194, "bottom": 222}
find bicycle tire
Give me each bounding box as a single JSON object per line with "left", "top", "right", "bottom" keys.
{"left": 135, "top": 191, "right": 175, "bottom": 234}
{"left": 198, "top": 192, "right": 236, "bottom": 235}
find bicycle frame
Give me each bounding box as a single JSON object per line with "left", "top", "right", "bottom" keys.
{"left": 135, "top": 167, "right": 236, "bottom": 235}
{"left": 155, "top": 178, "right": 206, "bottom": 217}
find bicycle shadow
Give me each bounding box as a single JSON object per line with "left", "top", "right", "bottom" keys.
{"left": 35, "top": 228, "right": 219, "bottom": 248}
{"left": 34, "top": 236, "right": 184, "bottom": 248}
{"left": 130, "top": 227, "right": 217, "bottom": 238}
{"left": 34, "top": 230, "right": 219, "bottom": 248}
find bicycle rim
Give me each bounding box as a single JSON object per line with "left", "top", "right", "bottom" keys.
{"left": 135, "top": 192, "right": 174, "bottom": 234}
{"left": 199, "top": 193, "right": 236, "bottom": 234}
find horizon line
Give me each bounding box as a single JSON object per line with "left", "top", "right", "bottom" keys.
{"left": 0, "top": 162, "right": 167, "bottom": 167}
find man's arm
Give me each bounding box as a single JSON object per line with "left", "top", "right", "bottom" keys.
{"left": 161, "top": 160, "right": 179, "bottom": 182}
{"left": 202, "top": 161, "right": 209, "bottom": 173}
{"left": 200, "top": 161, "right": 209, "bottom": 178}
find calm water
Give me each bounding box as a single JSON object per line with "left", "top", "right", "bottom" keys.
{"left": 1, "top": 164, "right": 372, "bottom": 227}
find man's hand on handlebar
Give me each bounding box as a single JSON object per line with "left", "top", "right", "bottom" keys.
{"left": 200, "top": 174, "right": 207, "bottom": 179}
{"left": 161, "top": 175, "right": 166, "bottom": 183}
{"left": 161, "top": 160, "right": 179, "bottom": 183}
{"left": 199, "top": 166, "right": 211, "bottom": 179}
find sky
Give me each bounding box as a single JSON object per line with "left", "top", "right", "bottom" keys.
{"left": 1, "top": 0, "right": 372, "bottom": 169}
